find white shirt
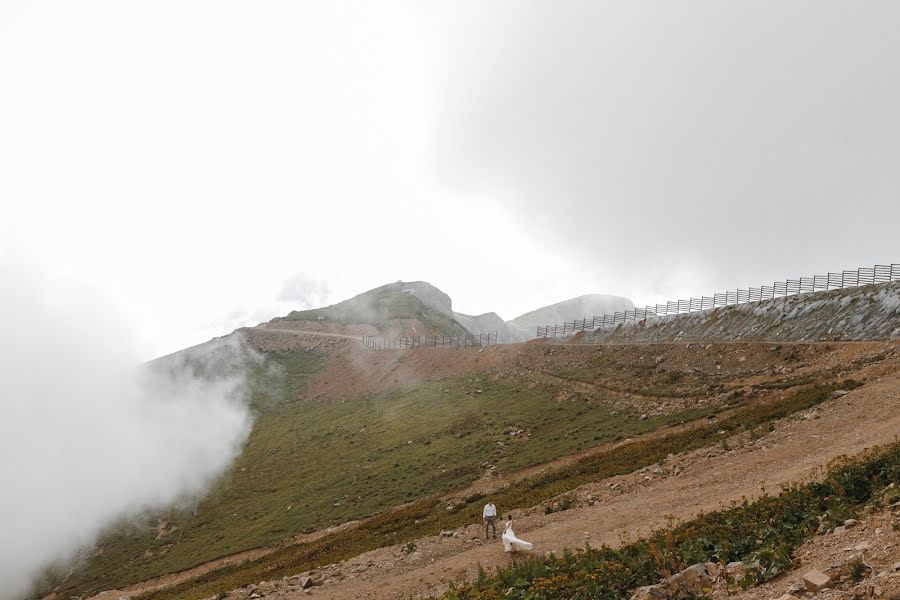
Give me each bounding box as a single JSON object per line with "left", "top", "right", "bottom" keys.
{"left": 483, "top": 503, "right": 496, "bottom": 518}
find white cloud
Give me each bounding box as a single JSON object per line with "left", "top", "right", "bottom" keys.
{"left": 0, "top": 248, "right": 258, "bottom": 598}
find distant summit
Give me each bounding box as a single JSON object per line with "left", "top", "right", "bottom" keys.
{"left": 510, "top": 294, "right": 635, "bottom": 331}
{"left": 455, "top": 294, "right": 634, "bottom": 342}
{"left": 280, "top": 280, "right": 466, "bottom": 337}
{"left": 278, "top": 280, "right": 633, "bottom": 342}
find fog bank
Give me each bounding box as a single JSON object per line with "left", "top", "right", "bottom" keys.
{"left": 0, "top": 258, "right": 259, "bottom": 599}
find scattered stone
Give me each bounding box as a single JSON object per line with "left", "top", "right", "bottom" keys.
{"left": 802, "top": 569, "right": 832, "bottom": 592}
{"left": 726, "top": 561, "right": 746, "bottom": 579}
{"left": 831, "top": 390, "right": 850, "bottom": 399}
{"left": 786, "top": 582, "right": 806, "bottom": 595}
{"left": 631, "top": 584, "right": 669, "bottom": 600}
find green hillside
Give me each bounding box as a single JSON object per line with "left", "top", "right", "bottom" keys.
{"left": 45, "top": 350, "right": 710, "bottom": 599}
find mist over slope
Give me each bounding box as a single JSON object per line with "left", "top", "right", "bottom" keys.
{"left": 276, "top": 279, "right": 634, "bottom": 342}
{"left": 0, "top": 259, "right": 261, "bottom": 600}
{"left": 279, "top": 281, "right": 468, "bottom": 337}
{"left": 455, "top": 293, "right": 635, "bottom": 342}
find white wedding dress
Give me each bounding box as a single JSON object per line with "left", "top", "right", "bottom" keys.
{"left": 501, "top": 521, "right": 533, "bottom": 552}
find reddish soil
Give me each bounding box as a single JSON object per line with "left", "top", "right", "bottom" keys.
{"left": 88, "top": 333, "right": 900, "bottom": 600}
{"left": 264, "top": 364, "right": 900, "bottom": 599}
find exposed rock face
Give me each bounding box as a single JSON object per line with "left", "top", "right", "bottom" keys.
{"left": 589, "top": 281, "right": 900, "bottom": 343}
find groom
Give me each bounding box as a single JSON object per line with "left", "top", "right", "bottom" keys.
{"left": 482, "top": 500, "right": 497, "bottom": 539}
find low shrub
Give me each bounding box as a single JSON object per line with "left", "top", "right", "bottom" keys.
{"left": 441, "top": 441, "right": 900, "bottom": 599}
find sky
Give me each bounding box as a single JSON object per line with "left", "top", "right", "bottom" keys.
{"left": 2, "top": 1, "right": 899, "bottom": 360}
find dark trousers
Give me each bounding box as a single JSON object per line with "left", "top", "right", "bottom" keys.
{"left": 484, "top": 516, "right": 496, "bottom": 538}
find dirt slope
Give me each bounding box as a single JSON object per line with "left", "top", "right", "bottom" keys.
{"left": 254, "top": 365, "right": 900, "bottom": 599}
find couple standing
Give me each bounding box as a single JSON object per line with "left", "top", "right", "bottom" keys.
{"left": 482, "top": 501, "right": 533, "bottom": 554}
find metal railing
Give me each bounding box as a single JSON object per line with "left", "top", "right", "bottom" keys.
{"left": 364, "top": 332, "right": 498, "bottom": 350}
{"left": 536, "top": 263, "right": 900, "bottom": 339}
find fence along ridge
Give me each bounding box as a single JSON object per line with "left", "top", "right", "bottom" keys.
{"left": 364, "top": 331, "right": 498, "bottom": 351}
{"left": 535, "top": 263, "right": 900, "bottom": 339}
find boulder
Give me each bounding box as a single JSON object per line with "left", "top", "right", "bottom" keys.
{"left": 678, "top": 563, "right": 713, "bottom": 593}
{"left": 631, "top": 584, "right": 670, "bottom": 600}
{"left": 802, "top": 569, "right": 832, "bottom": 592}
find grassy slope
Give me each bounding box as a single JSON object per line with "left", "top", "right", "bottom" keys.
{"left": 53, "top": 355, "right": 709, "bottom": 598}
{"left": 144, "top": 380, "right": 855, "bottom": 600}
{"left": 284, "top": 290, "right": 468, "bottom": 336}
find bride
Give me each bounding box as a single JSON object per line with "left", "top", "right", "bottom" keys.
{"left": 501, "top": 514, "right": 533, "bottom": 555}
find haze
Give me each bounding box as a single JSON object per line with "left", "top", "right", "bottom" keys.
{"left": 3, "top": 1, "right": 899, "bottom": 359}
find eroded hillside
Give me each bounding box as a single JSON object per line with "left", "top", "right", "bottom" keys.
{"left": 41, "top": 323, "right": 900, "bottom": 600}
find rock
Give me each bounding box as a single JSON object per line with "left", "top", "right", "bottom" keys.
{"left": 631, "top": 584, "right": 670, "bottom": 600}
{"left": 853, "top": 541, "right": 871, "bottom": 551}
{"left": 844, "top": 519, "right": 859, "bottom": 527}
{"left": 892, "top": 562, "right": 900, "bottom": 572}
{"left": 786, "top": 582, "right": 806, "bottom": 595}
{"left": 831, "top": 390, "right": 850, "bottom": 399}
{"left": 833, "top": 526, "right": 847, "bottom": 535}
{"left": 802, "top": 569, "right": 832, "bottom": 592}
{"left": 679, "top": 563, "right": 713, "bottom": 593}
{"left": 296, "top": 577, "right": 314, "bottom": 589}
{"left": 640, "top": 413, "right": 649, "bottom": 420}
{"left": 726, "top": 561, "right": 746, "bottom": 579}
{"left": 440, "top": 530, "right": 454, "bottom": 537}
{"left": 772, "top": 595, "right": 801, "bottom": 600}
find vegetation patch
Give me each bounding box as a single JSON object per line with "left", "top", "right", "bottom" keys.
{"left": 48, "top": 370, "right": 707, "bottom": 599}
{"left": 442, "top": 440, "right": 900, "bottom": 599}
{"left": 136, "top": 381, "right": 856, "bottom": 600}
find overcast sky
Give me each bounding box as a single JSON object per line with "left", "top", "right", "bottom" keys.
{"left": 2, "top": 1, "right": 898, "bottom": 359}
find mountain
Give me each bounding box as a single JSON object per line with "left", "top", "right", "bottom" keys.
{"left": 509, "top": 293, "right": 635, "bottom": 332}
{"left": 277, "top": 281, "right": 634, "bottom": 342}
{"left": 279, "top": 280, "right": 468, "bottom": 337}
{"left": 454, "top": 293, "right": 635, "bottom": 342}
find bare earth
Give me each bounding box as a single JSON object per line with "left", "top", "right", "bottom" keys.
{"left": 269, "top": 367, "right": 900, "bottom": 599}
{"left": 87, "top": 338, "right": 900, "bottom": 600}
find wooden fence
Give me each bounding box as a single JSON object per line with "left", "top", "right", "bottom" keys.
{"left": 364, "top": 332, "right": 498, "bottom": 350}
{"left": 536, "top": 263, "right": 900, "bottom": 339}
